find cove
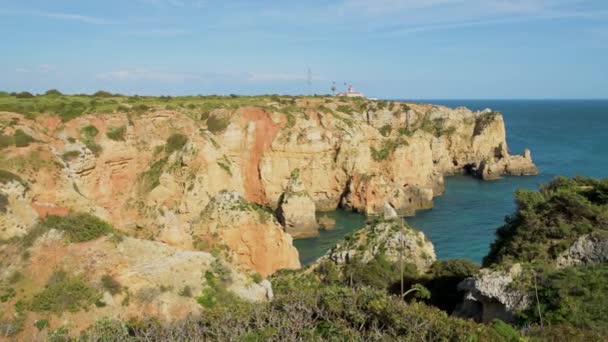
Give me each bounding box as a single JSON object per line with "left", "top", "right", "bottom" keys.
{"left": 295, "top": 100, "right": 608, "bottom": 265}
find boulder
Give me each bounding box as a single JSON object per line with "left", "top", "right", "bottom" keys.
{"left": 318, "top": 215, "right": 337, "bottom": 230}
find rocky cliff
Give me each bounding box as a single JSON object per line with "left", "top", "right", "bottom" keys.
{"left": 0, "top": 96, "right": 536, "bottom": 247}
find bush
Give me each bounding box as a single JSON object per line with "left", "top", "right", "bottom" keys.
{"left": 106, "top": 126, "right": 127, "bottom": 141}
{"left": 484, "top": 176, "right": 608, "bottom": 266}
{"left": 0, "top": 169, "right": 24, "bottom": 185}
{"left": 45, "top": 89, "right": 63, "bottom": 96}
{"left": 15, "top": 92, "right": 34, "bottom": 99}
{"left": 520, "top": 265, "right": 608, "bottom": 332}
{"left": 40, "top": 213, "right": 115, "bottom": 242}
{"left": 29, "top": 270, "right": 100, "bottom": 313}
{"left": 101, "top": 275, "right": 122, "bottom": 295}
{"left": 13, "top": 129, "right": 35, "bottom": 147}
{"left": 206, "top": 115, "right": 230, "bottom": 133}
{"left": 165, "top": 133, "right": 188, "bottom": 154}
{"left": 61, "top": 150, "right": 80, "bottom": 161}
{"left": 93, "top": 90, "right": 114, "bottom": 97}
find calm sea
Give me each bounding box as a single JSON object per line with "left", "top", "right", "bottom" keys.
{"left": 294, "top": 100, "right": 608, "bottom": 265}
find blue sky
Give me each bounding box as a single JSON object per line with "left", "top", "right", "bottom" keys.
{"left": 1, "top": 0, "right": 607, "bottom": 98}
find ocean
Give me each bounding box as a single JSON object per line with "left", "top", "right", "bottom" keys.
{"left": 294, "top": 100, "right": 608, "bottom": 265}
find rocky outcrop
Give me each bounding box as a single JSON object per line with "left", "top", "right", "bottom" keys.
{"left": 323, "top": 219, "right": 436, "bottom": 273}
{"left": 192, "top": 191, "right": 301, "bottom": 276}
{"left": 455, "top": 264, "right": 530, "bottom": 323}
{"left": 276, "top": 170, "right": 319, "bottom": 238}
{"left": 318, "top": 215, "right": 336, "bottom": 230}
{"left": 0, "top": 229, "right": 273, "bottom": 338}
{"left": 556, "top": 233, "right": 608, "bottom": 268}
{"left": 474, "top": 147, "right": 538, "bottom": 180}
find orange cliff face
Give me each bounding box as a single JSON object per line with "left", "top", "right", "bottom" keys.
{"left": 0, "top": 97, "right": 537, "bottom": 276}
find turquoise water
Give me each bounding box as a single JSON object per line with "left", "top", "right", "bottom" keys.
{"left": 295, "top": 100, "right": 608, "bottom": 264}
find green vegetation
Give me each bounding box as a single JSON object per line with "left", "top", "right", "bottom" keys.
{"left": 61, "top": 150, "right": 81, "bottom": 161}
{"left": 29, "top": 270, "right": 100, "bottom": 313}
{"left": 370, "top": 138, "right": 408, "bottom": 161}
{"left": 474, "top": 111, "right": 500, "bottom": 135}
{"left": 9, "top": 213, "right": 116, "bottom": 247}
{"left": 378, "top": 124, "right": 392, "bottom": 137}
{"left": 165, "top": 133, "right": 188, "bottom": 153}
{"left": 520, "top": 264, "right": 608, "bottom": 333}
{"left": 34, "top": 319, "right": 49, "bottom": 331}
{"left": 39, "top": 213, "right": 115, "bottom": 243}
{"left": 139, "top": 157, "right": 168, "bottom": 193}
{"left": 101, "top": 274, "right": 122, "bottom": 295}
{"left": 484, "top": 176, "right": 608, "bottom": 266}
{"left": 80, "top": 124, "right": 102, "bottom": 155}
{"left": 0, "top": 169, "right": 25, "bottom": 186}
{"left": 206, "top": 114, "right": 231, "bottom": 133}
{"left": 80, "top": 273, "right": 511, "bottom": 341}
{"left": 0, "top": 129, "right": 36, "bottom": 149}
{"left": 106, "top": 125, "right": 127, "bottom": 141}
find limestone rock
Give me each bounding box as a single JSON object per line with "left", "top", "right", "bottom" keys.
{"left": 192, "top": 191, "right": 301, "bottom": 276}
{"left": 318, "top": 215, "right": 336, "bottom": 230}
{"left": 323, "top": 220, "right": 436, "bottom": 273}
{"left": 556, "top": 233, "right": 608, "bottom": 268}
{"left": 455, "top": 264, "right": 530, "bottom": 323}
{"left": 276, "top": 171, "right": 320, "bottom": 238}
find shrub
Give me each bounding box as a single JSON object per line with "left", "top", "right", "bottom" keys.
{"left": 40, "top": 213, "right": 115, "bottom": 242}
{"left": 29, "top": 271, "right": 100, "bottom": 313}
{"left": 379, "top": 124, "right": 392, "bottom": 137}
{"left": 101, "top": 275, "right": 122, "bottom": 295}
{"left": 34, "top": 319, "right": 49, "bottom": 331}
{"left": 484, "top": 176, "right": 608, "bottom": 266}
{"left": 106, "top": 126, "right": 126, "bottom": 141}
{"left": 93, "top": 90, "right": 114, "bottom": 97}
{"left": 178, "top": 286, "right": 192, "bottom": 297}
{"left": 15, "top": 92, "right": 34, "bottom": 99}
{"left": 44, "top": 89, "right": 63, "bottom": 96}
{"left": 0, "top": 170, "right": 24, "bottom": 186}
{"left": 206, "top": 115, "right": 230, "bottom": 133}
{"left": 165, "top": 133, "right": 188, "bottom": 154}
{"left": 81, "top": 125, "right": 99, "bottom": 139}
{"left": 61, "top": 150, "right": 81, "bottom": 161}
{"left": 520, "top": 264, "right": 608, "bottom": 332}
{"left": 139, "top": 157, "right": 168, "bottom": 193}
{"left": 0, "top": 193, "right": 7, "bottom": 213}
{"left": 13, "top": 129, "right": 35, "bottom": 147}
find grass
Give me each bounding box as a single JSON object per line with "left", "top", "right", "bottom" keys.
{"left": 29, "top": 270, "right": 100, "bottom": 313}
